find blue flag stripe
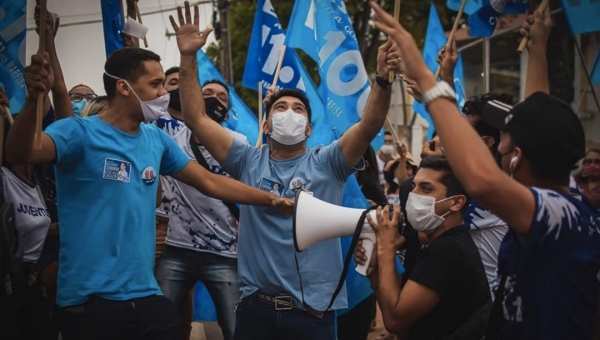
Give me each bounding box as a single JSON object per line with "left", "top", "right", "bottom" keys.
{"left": 0, "top": 0, "right": 27, "bottom": 114}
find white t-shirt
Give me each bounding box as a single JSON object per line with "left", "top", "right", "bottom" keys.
{"left": 2, "top": 167, "right": 51, "bottom": 263}
{"left": 465, "top": 201, "right": 508, "bottom": 296}
{"left": 154, "top": 115, "right": 248, "bottom": 257}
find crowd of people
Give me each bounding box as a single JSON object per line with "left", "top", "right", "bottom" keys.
{"left": 0, "top": 1, "right": 599, "bottom": 340}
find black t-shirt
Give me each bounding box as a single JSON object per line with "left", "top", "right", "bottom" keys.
{"left": 409, "top": 225, "right": 490, "bottom": 340}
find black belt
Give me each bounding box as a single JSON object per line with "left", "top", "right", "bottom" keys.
{"left": 255, "top": 291, "right": 299, "bottom": 311}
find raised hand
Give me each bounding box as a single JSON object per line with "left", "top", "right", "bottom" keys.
{"left": 34, "top": 1, "right": 59, "bottom": 38}
{"left": 263, "top": 87, "right": 274, "bottom": 108}
{"left": 421, "top": 139, "right": 443, "bottom": 159}
{"left": 169, "top": 1, "right": 214, "bottom": 56}
{"left": 520, "top": 5, "right": 553, "bottom": 52}
{"left": 396, "top": 142, "right": 407, "bottom": 159}
{"left": 376, "top": 38, "right": 402, "bottom": 77}
{"left": 25, "top": 53, "right": 54, "bottom": 100}
{"left": 438, "top": 40, "right": 458, "bottom": 83}
{"left": 369, "top": 1, "right": 436, "bottom": 91}
{"left": 402, "top": 75, "right": 423, "bottom": 103}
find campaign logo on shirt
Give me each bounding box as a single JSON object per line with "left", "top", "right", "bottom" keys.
{"left": 259, "top": 178, "right": 283, "bottom": 196}
{"left": 103, "top": 158, "right": 131, "bottom": 183}
{"left": 142, "top": 167, "right": 157, "bottom": 185}
{"left": 290, "top": 177, "right": 313, "bottom": 196}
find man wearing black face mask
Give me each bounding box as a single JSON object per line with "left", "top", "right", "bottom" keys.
{"left": 153, "top": 66, "right": 248, "bottom": 340}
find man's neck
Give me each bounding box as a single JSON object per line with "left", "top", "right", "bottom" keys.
{"left": 100, "top": 102, "right": 142, "bottom": 134}
{"left": 425, "top": 216, "right": 464, "bottom": 244}
{"left": 167, "top": 107, "right": 183, "bottom": 121}
{"left": 269, "top": 139, "right": 307, "bottom": 160}
{"left": 378, "top": 152, "right": 391, "bottom": 162}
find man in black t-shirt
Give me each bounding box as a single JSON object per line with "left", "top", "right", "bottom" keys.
{"left": 356, "top": 156, "right": 490, "bottom": 339}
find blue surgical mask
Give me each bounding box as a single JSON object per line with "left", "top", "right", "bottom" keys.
{"left": 72, "top": 100, "right": 87, "bottom": 116}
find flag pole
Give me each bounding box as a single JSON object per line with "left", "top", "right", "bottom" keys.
{"left": 256, "top": 47, "right": 286, "bottom": 148}
{"left": 34, "top": 0, "right": 48, "bottom": 150}
{"left": 134, "top": 1, "right": 148, "bottom": 47}
{"left": 255, "top": 81, "right": 264, "bottom": 148}
{"left": 435, "top": 0, "right": 467, "bottom": 79}
{"left": 517, "top": 0, "right": 550, "bottom": 53}
{"left": 388, "top": 0, "right": 401, "bottom": 82}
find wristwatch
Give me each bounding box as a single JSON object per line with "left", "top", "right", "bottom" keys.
{"left": 421, "top": 81, "right": 457, "bottom": 106}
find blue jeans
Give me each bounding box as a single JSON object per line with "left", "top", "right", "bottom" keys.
{"left": 233, "top": 294, "right": 335, "bottom": 340}
{"left": 155, "top": 245, "right": 239, "bottom": 340}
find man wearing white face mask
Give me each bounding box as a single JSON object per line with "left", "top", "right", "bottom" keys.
{"left": 170, "top": 3, "right": 400, "bottom": 339}
{"left": 5, "top": 47, "right": 294, "bottom": 340}
{"left": 377, "top": 131, "right": 395, "bottom": 187}
{"left": 356, "top": 156, "right": 490, "bottom": 339}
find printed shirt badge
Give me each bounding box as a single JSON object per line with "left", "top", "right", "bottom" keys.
{"left": 103, "top": 158, "right": 131, "bottom": 183}
{"left": 259, "top": 178, "right": 283, "bottom": 196}
{"left": 142, "top": 167, "right": 157, "bottom": 185}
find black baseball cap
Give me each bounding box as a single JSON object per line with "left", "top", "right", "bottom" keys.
{"left": 482, "top": 91, "right": 585, "bottom": 173}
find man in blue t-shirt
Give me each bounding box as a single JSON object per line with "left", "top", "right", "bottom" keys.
{"left": 6, "top": 47, "right": 292, "bottom": 340}
{"left": 169, "top": 4, "right": 399, "bottom": 339}
{"left": 368, "top": 3, "right": 600, "bottom": 339}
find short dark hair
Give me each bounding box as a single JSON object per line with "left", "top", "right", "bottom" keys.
{"left": 418, "top": 156, "right": 470, "bottom": 215}
{"left": 463, "top": 93, "right": 513, "bottom": 154}
{"left": 384, "top": 131, "right": 392, "bottom": 136}
{"left": 264, "top": 89, "right": 312, "bottom": 122}
{"left": 103, "top": 48, "right": 162, "bottom": 100}
{"left": 165, "top": 66, "right": 180, "bottom": 79}
{"left": 202, "top": 79, "right": 229, "bottom": 95}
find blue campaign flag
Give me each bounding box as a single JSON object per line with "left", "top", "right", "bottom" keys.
{"left": 447, "top": 0, "right": 483, "bottom": 15}
{"left": 592, "top": 52, "right": 600, "bottom": 86}
{"left": 286, "top": 0, "right": 384, "bottom": 150}
{"left": 0, "top": 0, "right": 26, "bottom": 114}
{"left": 197, "top": 50, "right": 259, "bottom": 145}
{"left": 100, "top": 0, "right": 124, "bottom": 57}
{"left": 242, "top": 0, "right": 334, "bottom": 147}
{"left": 559, "top": 0, "right": 600, "bottom": 35}
{"left": 414, "top": 4, "right": 468, "bottom": 139}
{"left": 468, "top": 0, "right": 528, "bottom": 37}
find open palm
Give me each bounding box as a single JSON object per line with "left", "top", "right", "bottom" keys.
{"left": 169, "top": 1, "right": 214, "bottom": 56}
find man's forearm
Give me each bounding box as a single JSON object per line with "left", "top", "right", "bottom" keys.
{"left": 6, "top": 98, "right": 38, "bottom": 164}
{"left": 524, "top": 46, "right": 549, "bottom": 98}
{"left": 179, "top": 54, "right": 206, "bottom": 134}
{"left": 48, "top": 40, "right": 72, "bottom": 119}
{"left": 200, "top": 172, "right": 275, "bottom": 208}
{"left": 361, "top": 84, "right": 391, "bottom": 138}
{"left": 376, "top": 251, "right": 404, "bottom": 330}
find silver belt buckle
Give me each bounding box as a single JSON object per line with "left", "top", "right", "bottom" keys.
{"left": 274, "top": 296, "right": 293, "bottom": 310}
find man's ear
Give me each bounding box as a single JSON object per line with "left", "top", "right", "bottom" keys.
{"left": 450, "top": 195, "right": 467, "bottom": 213}
{"left": 116, "top": 80, "right": 130, "bottom": 97}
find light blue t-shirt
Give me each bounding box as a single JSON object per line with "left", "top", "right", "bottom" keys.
{"left": 222, "top": 138, "right": 361, "bottom": 311}
{"left": 45, "top": 116, "right": 190, "bottom": 307}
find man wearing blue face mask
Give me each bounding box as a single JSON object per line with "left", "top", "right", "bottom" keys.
{"left": 355, "top": 156, "right": 490, "bottom": 339}
{"left": 5, "top": 46, "right": 294, "bottom": 340}
{"left": 68, "top": 84, "right": 97, "bottom": 116}
{"left": 171, "top": 2, "right": 400, "bottom": 339}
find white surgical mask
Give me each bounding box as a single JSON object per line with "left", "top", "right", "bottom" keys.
{"left": 405, "top": 192, "right": 454, "bottom": 234}
{"left": 269, "top": 109, "right": 307, "bottom": 145}
{"left": 380, "top": 144, "right": 395, "bottom": 155}
{"left": 104, "top": 71, "right": 169, "bottom": 122}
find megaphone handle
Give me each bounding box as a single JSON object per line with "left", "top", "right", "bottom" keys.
{"left": 355, "top": 234, "right": 376, "bottom": 276}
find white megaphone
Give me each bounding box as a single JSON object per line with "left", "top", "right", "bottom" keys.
{"left": 293, "top": 190, "right": 390, "bottom": 276}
